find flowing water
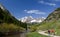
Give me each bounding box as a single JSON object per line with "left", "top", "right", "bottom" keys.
{"left": 1, "top": 32, "right": 26, "bottom": 37}
{"left": 1, "top": 29, "right": 28, "bottom": 37}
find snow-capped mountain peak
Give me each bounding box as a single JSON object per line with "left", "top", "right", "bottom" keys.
{"left": 30, "top": 19, "right": 36, "bottom": 22}
{"left": 20, "top": 16, "right": 33, "bottom": 23}
{"left": 20, "top": 16, "right": 45, "bottom": 23}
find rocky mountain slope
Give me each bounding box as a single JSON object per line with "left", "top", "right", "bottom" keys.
{"left": 38, "top": 8, "right": 60, "bottom": 35}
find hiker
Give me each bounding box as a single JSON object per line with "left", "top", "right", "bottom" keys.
{"left": 51, "top": 29, "right": 55, "bottom": 35}
{"left": 48, "top": 30, "right": 50, "bottom": 35}
{"left": 50, "top": 29, "right": 56, "bottom": 35}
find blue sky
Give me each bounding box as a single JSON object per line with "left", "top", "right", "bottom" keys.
{"left": 0, "top": 0, "right": 60, "bottom": 19}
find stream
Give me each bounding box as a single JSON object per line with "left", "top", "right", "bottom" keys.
{"left": 1, "top": 31, "right": 27, "bottom": 37}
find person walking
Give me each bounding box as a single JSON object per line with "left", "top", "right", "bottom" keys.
{"left": 48, "top": 30, "right": 50, "bottom": 36}
{"left": 51, "top": 29, "right": 55, "bottom": 35}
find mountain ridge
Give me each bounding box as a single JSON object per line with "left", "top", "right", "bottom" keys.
{"left": 0, "top": 4, "right": 27, "bottom": 35}
{"left": 37, "top": 8, "right": 60, "bottom": 35}
{"left": 20, "top": 16, "right": 45, "bottom": 23}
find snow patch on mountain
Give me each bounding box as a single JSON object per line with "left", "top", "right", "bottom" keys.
{"left": 20, "top": 16, "right": 45, "bottom": 23}
{"left": 0, "top": 3, "right": 6, "bottom": 10}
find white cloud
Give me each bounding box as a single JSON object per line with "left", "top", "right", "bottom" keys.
{"left": 24, "top": 10, "right": 46, "bottom": 15}
{"left": 24, "top": 10, "right": 27, "bottom": 11}
{"left": 45, "top": 2, "right": 56, "bottom": 6}
{"left": 48, "top": 0, "right": 60, "bottom": 2}
{"left": 39, "top": 1, "right": 44, "bottom": 4}
{"left": 54, "top": 0, "right": 60, "bottom": 1}
{"left": 38, "top": 1, "right": 56, "bottom": 6}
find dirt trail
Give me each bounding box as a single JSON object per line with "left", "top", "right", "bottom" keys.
{"left": 38, "top": 30, "right": 60, "bottom": 37}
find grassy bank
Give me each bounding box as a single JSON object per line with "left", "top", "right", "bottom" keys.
{"left": 26, "top": 32, "right": 48, "bottom": 37}
{"left": 0, "top": 23, "right": 25, "bottom": 36}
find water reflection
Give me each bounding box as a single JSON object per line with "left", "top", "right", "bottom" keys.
{"left": 1, "top": 32, "right": 26, "bottom": 37}
{"left": 4, "top": 34, "right": 20, "bottom": 37}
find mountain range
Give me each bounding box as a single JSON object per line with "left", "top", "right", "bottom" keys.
{"left": 20, "top": 16, "right": 45, "bottom": 23}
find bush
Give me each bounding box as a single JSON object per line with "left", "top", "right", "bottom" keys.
{"left": 0, "top": 23, "right": 25, "bottom": 33}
